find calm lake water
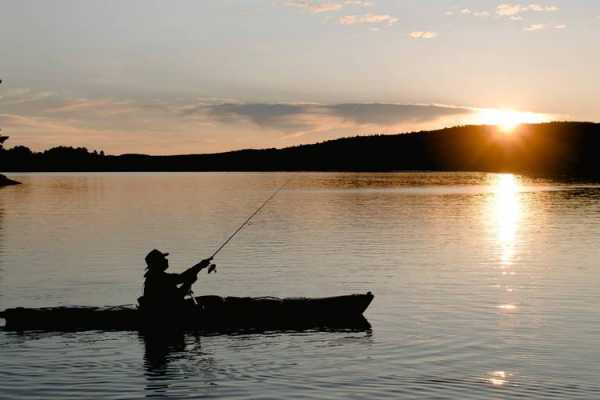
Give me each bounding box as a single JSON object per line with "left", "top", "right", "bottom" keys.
{"left": 1, "top": 172, "right": 600, "bottom": 399}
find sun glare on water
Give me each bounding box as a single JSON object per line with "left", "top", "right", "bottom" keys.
{"left": 476, "top": 108, "right": 549, "bottom": 133}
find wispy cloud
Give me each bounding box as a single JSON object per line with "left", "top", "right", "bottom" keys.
{"left": 45, "top": 98, "right": 134, "bottom": 114}
{"left": 0, "top": 88, "right": 53, "bottom": 106}
{"left": 496, "top": 3, "right": 559, "bottom": 17}
{"left": 198, "top": 103, "right": 310, "bottom": 131}
{"left": 459, "top": 8, "right": 491, "bottom": 17}
{"left": 527, "top": 4, "right": 559, "bottom": 12}
{"left": 496, "top": 3, "right": 526, "bottom": 16}
{"left": 282, "top": 1, "right": 398, "bottom": 28}
{"left": 284, "top": 0, "right": 372, "bottom": 13}
{"left": 446, "top": 3, "right": 563, "bottom": 34}
{"left": 524, "top": 23, "right": 545, "bottom": 31}
{"left": 408, "top": 31, "right": 438, "bottom": 39}
{"left": 283, "top": 1, "right": 397, "bottom": 28}
{"left": 285, "top": 0, "right": 343, "bottom": 13}
{"left": 339, "top": 13, "right": 398, "bottom": 25}
{"left": 195, "top": 102, "right": 473, "bottom": 131}
{"left": 343, "top": 0, "right": 373, "bottom": 6}
{"left": 323, "top": 103, "right": 470, "bottom": 124}
{"left": 3, "top": 88, "right": 484, "bottom": 153}
{"left": 449, "top": 3, "right": 559, "bottom": 19}
{"left": 1, "top": 89, "right": 559, "bottom": 155}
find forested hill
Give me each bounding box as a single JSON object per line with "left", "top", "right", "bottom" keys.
{"left": 2, "top": 122, "right": 600, "bottom": 177}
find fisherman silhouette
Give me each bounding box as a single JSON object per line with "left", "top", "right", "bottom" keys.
{"left": 140, "top": 249, "right": 214, "bottom": 311}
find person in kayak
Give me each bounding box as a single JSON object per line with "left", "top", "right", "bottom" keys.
{"left": 141, "top": 249, "right": 214, "bottom": 310}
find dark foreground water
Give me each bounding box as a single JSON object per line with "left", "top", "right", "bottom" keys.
{"left": 1, "top": 172, "right": 600, "bottom": 399}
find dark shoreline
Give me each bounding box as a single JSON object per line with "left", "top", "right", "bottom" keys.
{"left": 0, "top": 174, "right": 20, "bottom": 186}
{"left": 2, "top": 122, "right": 600, "bottom": 178}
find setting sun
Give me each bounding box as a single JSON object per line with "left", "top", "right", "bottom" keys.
{"left": 476, "top": 108, "right": 550, "bottom": 133}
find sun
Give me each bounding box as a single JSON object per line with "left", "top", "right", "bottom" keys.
{"left": 476, "top": 108, "right": 549, "bottom": 134}
{"left": 477, "top": 109, "right": 524, "bottom": 133}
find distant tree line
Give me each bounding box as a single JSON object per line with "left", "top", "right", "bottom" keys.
{"left": 1, "top": 122, "right": 600, "bottom": 177}
{"left": 0, "top": 136, "right": 20, "bottom": 185}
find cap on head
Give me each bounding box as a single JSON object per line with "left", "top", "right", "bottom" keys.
{"left": 145, "top": 249, "right": 169, "bottom": 268}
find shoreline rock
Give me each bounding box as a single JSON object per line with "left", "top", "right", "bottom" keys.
{"left": 0, "top": 174, "right": 21, "bottom": 186}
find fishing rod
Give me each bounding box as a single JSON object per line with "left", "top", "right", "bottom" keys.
{"left": 188, "top": 179, "right": 290, "bottom": 302}
{"left": 206, "top": 178, "right": 291, "bottom": 268}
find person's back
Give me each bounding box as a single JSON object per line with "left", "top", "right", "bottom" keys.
{"left": 140, "top": 249, "right": 212, "bottom": 312}
{"left": 143, "top": 269, "right": 187, "bottom": 309}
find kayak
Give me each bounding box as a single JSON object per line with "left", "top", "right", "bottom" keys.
{"left": 0, "top": 292, "right": 374, "bottom": 331}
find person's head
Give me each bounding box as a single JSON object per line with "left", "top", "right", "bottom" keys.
{"left": 145, "top": 249, "right": 169, "bottom": 272}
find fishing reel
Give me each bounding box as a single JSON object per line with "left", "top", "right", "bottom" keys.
{"left": 207, "top": 263, "right": 217, "bottom": 274}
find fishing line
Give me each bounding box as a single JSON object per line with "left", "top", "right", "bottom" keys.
{"left": 209, "top": 178, "right": 291, "bottom": 260}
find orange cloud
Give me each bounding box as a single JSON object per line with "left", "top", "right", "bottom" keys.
{"left": 286, "top": 0, "right": 343, "bottom": 13}
{"left": 409, "top": 31, "right": 437, "bottom": 39}
{"left": 339, "top": 13, "right": 398, "bottom": 25}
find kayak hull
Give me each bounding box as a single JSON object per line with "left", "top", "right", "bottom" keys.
{"left": 0, "top": 293, "right": 374, "bottom": 332}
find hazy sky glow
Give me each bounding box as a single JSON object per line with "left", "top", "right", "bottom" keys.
{"left": 1, "top": 0, "right": 599, "bottom": 154}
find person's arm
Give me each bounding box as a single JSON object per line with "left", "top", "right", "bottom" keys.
{"left": 179, "top": 258, "right": 213, "bottom": 284}
{"left": 175, "top": 258, "right": 213, "bottom": 299}
{"left": 191, "top": 257, "right": 212, "bottom": 272}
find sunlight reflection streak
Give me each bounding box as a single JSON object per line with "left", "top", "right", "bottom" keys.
{"left": 492, "top": 174, "right": 521, "bottom": 267}
{"left": 488, "top": 370, "right": 512, "bottom": 386}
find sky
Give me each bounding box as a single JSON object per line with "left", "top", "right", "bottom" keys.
{"left": 1, "top": 0, "right": 599, "bottom": 155}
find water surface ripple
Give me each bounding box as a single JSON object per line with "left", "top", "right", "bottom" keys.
{"left": 1, "top": 172, "right": 600, "bottom": 399}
